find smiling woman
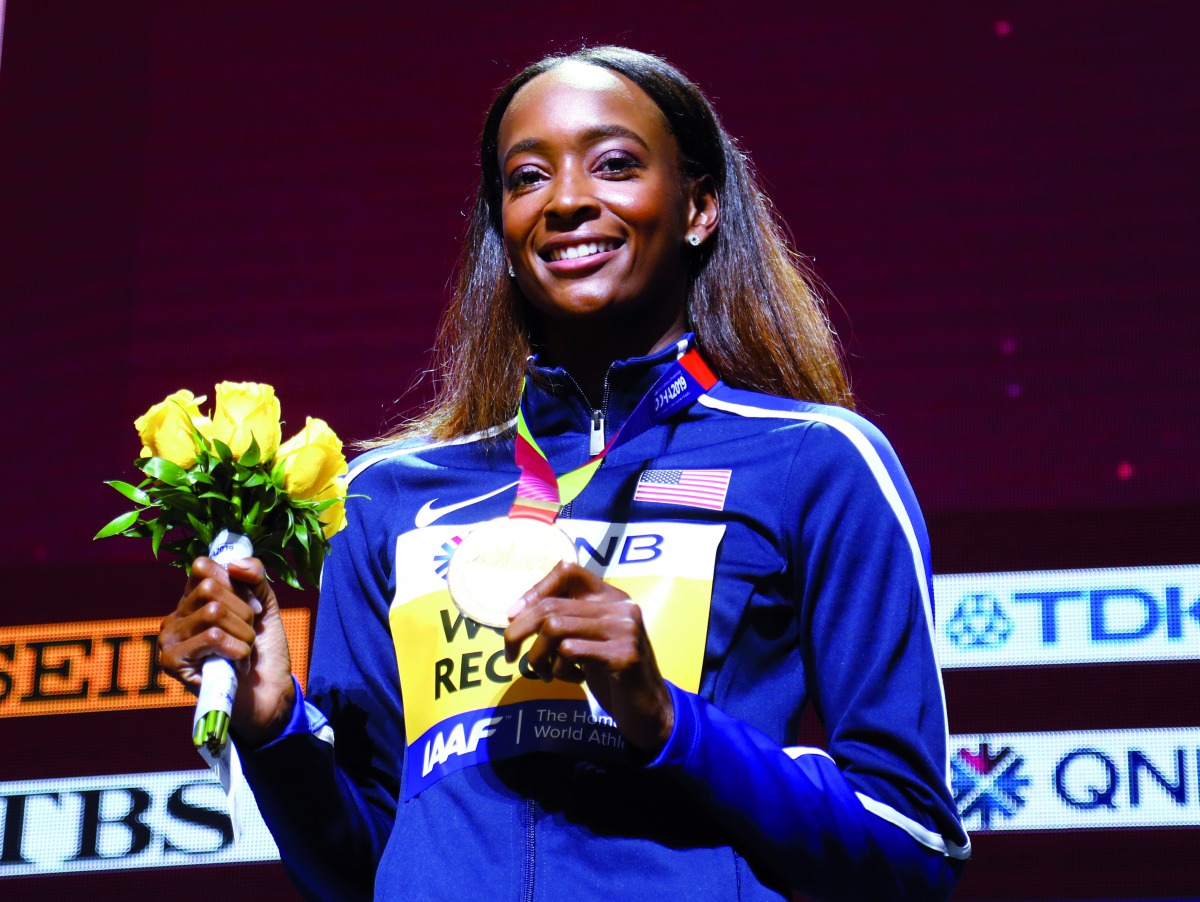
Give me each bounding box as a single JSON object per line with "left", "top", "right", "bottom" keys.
{"left": 497, "top": 61, "right": 711, "bottom": 390}
{"left": 157, "top": 45, "right": 969, "bottom": 901}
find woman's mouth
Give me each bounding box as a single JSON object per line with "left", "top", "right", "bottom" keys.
{"left": 545, "top": 239, "right": 622, "bottom": 262}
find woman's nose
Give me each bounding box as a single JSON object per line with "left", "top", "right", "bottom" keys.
{"left": 544, "top": 166, "right": 598, "bottom": 222}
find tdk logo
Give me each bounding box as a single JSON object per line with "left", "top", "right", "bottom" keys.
{"left": 936, "top": 568, "right": 1200, "bottom": 668}
{"left": 1014, "top": 586, "right": 1199, "bottom": 644}
{"left": 947, "top": 594, "right": 1013, "bottom": 648}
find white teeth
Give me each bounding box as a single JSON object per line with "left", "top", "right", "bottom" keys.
{"left": 550, "top": 240, "right": 617, "bottom": 262}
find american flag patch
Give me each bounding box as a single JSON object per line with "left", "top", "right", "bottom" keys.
{"left": 633, "top": 469, "right": 731, "bottom": 511}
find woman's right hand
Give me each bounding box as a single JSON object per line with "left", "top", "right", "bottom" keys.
{"left": 158, "top": 556, "right": 296, "bottom": 748}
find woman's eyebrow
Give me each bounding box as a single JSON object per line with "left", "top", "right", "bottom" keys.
{"left": 502, "top": 125, "right": 651, "bottom": 166}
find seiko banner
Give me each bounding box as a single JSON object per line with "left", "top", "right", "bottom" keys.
{"left": 935, "top": 565, "right": 1200, "bottom": 669}
{"left": 951, "top": 727, "right": 1200, "bottom": 832}
{"left": 0, "top": 611, "right": 311, "bottom": 719}
{"left": 0, "top": 770, "right": 278, "bottom": 877}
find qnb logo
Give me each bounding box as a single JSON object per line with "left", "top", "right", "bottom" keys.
{"left": 953, "top": 743, "right": 1030, "bottom": 829}
{"left": 946, "top": 594, "right": 1014, "bottom": 648}
{"left": 1055, "top": 746, "right": 1193, "bottom": 811}
{"left": 433, "top": 537, "right": 463, "bottom": 579}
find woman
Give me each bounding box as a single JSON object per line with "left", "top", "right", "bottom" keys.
{"left": 159, "top": 46, "right": 969, "bottom": 900}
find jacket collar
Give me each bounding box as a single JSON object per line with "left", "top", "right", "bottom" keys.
{"left": 522, "top": 334, "right": 697, "bottom": 451}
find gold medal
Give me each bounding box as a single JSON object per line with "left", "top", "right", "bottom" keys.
{"left": 447, "top": 517, "right": 578, "bottom": 628}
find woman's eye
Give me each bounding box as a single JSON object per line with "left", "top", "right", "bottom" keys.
{"left": 507, "top": 167, "right": 545, "bottom": 191}
{"left": 596, "top": 153, "right": 641, "bottom": 176}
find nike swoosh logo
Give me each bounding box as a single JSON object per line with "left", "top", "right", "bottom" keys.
{"left": 414, "top": 481, "right": 519, "bottom": 528}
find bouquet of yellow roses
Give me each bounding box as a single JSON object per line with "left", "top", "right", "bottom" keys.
{"left": 97, "top": 381, "right": 349, "bottom": 586}
{"left": 97, "top": 381, "right": 351, "bottom": 756}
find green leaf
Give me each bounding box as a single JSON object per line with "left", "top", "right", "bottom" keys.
{"left": 186, "top": 514, "right": 213, "bottom": 546}
{"left": 125, "top": 522, "right": 153, "bottom": 539}
{"left": 187, "top": 469, "right": 216, "bottom": 488}
{"left": 306, "top": 541, "right": 327, "bottom": 588}
{"left": 154, "top": 489, "right": 205, "bottom": 516}
{"left": 293, "top": 517, "right": 311, "bottom": 553}
{"left": 278, "top": 563, "right": 302, "bottom": 590}
{"left": 190, "top": 422, "right": 212, "bottom": 452}
{"left": 150, "top": 517, "right": 170, "bottom": 557}
{"left": 241, "top": 471, "right": 267, "bottom": 489}
{"left": 239, "top": 435, "right": 262, "bottom": 468}
{"left": 142, "top": 457, "right": 190, "bottom": 485}
{"left": 106, "top": 480, "right": 152, "bottom": 505}
{"left": 95, "top": 510, "right": 141, "bottom": 540}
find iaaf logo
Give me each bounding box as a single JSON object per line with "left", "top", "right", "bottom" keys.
{"left": 421, "top": 715, "right": 503, "bottom": 777}
{"left": 952, "top": 743, "right": 1030, "bottom": 829}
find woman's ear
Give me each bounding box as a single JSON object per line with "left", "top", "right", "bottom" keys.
{"left": 684, "top": 174, "right": 719, "bottom": 247}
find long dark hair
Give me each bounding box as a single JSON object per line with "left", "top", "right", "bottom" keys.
{"left": 377, "top": 46, "right": 853, "bottom": 443}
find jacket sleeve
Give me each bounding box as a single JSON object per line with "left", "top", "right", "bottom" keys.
{"left": 648, "top": 413, "right": 969, "bottom": 900}
{"left": 238, "top": 462, "right": 405, "bottom": 901}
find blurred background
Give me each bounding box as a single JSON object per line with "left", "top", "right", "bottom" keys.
{"left": 2, "top": 2, "right": 1197, "bottom": 899}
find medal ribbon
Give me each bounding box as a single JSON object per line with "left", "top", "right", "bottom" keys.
{"left": 510, "top": 346, "right": 717, "bottom": 524}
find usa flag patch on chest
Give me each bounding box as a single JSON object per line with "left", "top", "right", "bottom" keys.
{"left": 633, "top": 469, "right": 732, "bottom": 511}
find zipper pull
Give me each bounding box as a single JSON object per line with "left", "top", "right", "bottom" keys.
{"left": 589, "top": 410, "right": 605, "bottom": 456}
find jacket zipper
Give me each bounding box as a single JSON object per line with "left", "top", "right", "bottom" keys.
{"left": 522, "top": 798, "right": 536, "bottom": 901}
{"left": 560, "top": 368, "right": 613, "bottom": 457}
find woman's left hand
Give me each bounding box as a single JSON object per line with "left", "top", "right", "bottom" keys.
{"left": 503, "top": 561, "right": 674, "bottom": 755}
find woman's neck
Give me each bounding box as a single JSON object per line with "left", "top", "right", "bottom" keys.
{"left": 538, "top": 311, "right": 687, "bottom": 405}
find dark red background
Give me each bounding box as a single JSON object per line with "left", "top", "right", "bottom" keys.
{"left": 2, "top": 2, "right": 1198, "bottom": 899}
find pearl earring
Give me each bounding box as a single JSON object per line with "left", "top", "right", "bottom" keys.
{"left": 687, "top": 234, "right": 701, "bottom": 247}
{"left": 507, "top": 263, "right": 516, "bottom": 278}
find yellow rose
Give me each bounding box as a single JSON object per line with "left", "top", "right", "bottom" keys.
{"left": 134, "top": 389, "right": 210, "bottom": 468}
{"left": 316, "top": 478, "right": 348, "bottom": 539}
{"left": 278, "top": 417, "right": 348, "bottom": 500}
{"left": 208, "top": 381, "right": 281, "bottom": 461}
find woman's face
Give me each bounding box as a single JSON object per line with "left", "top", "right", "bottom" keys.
{"left": 497, "top": 62, "right": 704, "bottom": 331}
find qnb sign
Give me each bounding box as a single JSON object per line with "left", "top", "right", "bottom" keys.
{"left": 952, "top": 727, "right": 1200, "bottom": 832}
{"left": 935, "top": 565, "right": 1200, "bottom": 668}
{"left": 0, "top": 770, "right": 278, "bottom": 877}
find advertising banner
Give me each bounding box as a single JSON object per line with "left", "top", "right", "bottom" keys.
{"left": 951, "top": 727, "right": 1200, "bottom": 832}
{"left": 935, "top": 566, "right": 1200, "bottom": 669}
{"left": 0, "top": 611, "right": 310, "bottom": 718}
{"left": 0, "top": 770, "right": 278, "bottom": 877}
